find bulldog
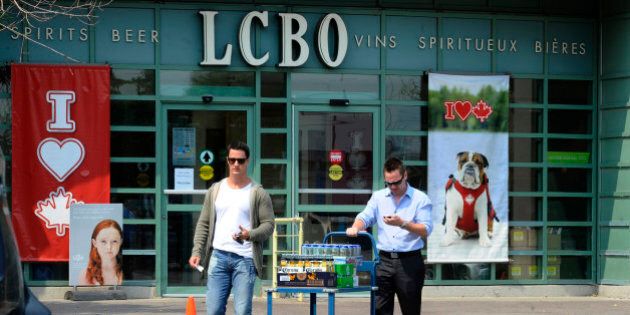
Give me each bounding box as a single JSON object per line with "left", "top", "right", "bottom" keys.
{"left": 440, "top": 151, "right": 497, "bottom": 247}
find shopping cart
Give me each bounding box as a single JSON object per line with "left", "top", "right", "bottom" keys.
{"left": 266, "top": 231, "right": 379, "bottom": 315}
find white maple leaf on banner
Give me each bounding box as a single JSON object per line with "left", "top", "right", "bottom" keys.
{"left": 34, "top": 186, "right": 84, "bottom": 236}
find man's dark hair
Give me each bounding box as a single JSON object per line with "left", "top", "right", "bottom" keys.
{"left": 227, "top": 141, "right": 250, "bottom": 159}
{"left": 383, "top": 157, "right": 406, "bottom": 174}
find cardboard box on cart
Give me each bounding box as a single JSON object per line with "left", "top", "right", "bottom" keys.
{"left": 277, "top": 272, "right": 337, "bottom": 287}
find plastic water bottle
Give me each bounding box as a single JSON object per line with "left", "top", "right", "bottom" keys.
{"left": 322, "top": 244, "right": 332, "bottom": 256}
{"left": 341, "top": 245, "right": 351, "bottom": 258}
{"left": 301, "top": 243, "right": 311, "bottom": 256}
{"left": 332, "top": 245, "right": 341, "bottom": 257}
{"left": 352, "top": 244, "right": 361, "bottom": 258}
{"left": 317, "top": 244, "right": 326, "bottom": 256}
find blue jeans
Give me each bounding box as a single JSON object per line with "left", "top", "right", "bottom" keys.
{"left": 206, "top": 249, "right": 256, "bottom": 315}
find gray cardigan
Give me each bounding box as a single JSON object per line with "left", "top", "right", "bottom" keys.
{"left": 191, "top": 179, "right": 275, "bottom": 278}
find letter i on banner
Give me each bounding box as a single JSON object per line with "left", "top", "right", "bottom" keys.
{"left": 11, "top": 64, "right": 111, "bottom": 261}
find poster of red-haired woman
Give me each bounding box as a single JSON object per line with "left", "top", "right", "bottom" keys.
{"left": 69, "top": 204, "right": 123, "bottom": 286}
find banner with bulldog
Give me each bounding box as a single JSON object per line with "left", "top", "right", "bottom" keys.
{"left": 427, "top": 73, "right": 509, "bottom": 263}
{"left": 11, "top": 64, "right": 111, "bottom": 261}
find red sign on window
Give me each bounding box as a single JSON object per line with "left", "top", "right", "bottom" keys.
{"left": 329, "top": 150, "right": 344, "bottom": 165}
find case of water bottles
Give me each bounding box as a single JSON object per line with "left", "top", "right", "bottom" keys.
{"left": 302, "top": 243, "right": 362, "bottom": 264}
{"left": 276, "top": 243, "right": 363, "bottom": 288}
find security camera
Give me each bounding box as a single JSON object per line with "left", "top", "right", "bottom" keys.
{"left": 202, "top": 95, "right": 214, "bottom": 103}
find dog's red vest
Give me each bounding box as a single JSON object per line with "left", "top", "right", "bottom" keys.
{"left": 445, "top": 175, "right": 497, "bottom": 233}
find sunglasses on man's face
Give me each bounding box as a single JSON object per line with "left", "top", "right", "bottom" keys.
{"left": 384, "top": 177, "right": 404, "bottom": 187}
{"left": 227, "top": 157, "right": 247, "bottom": 165}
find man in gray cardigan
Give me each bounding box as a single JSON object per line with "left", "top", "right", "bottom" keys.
{"left": 189, "top": 141, "right": 274, "bottom": 315}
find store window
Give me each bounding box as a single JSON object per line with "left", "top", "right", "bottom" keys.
{"left": 160, "top": 70, "right": 255, "bottom": 97}
{"left": 386, "top": 136, "right": 425, "bottom": 161}
{"left": 496, "top": 256, "right": 542, "bottom": 280}
{"left": 111, "top": 69, "right": 155, "bottom": 95}
{"left": 386, "top": 105, "right": 422, "bottom": 131}
{"left": 261, "top": 164, "right": 286, "bottom": 189}
{"left": 123, "top": 256, "right": 155, "bottom": 281}
{"left": 167, "top": 212, "right": 205, "bottom": 286}
{"left": 406, "top": 166, "right": 428, "bottom": 191}
{"left": 270, "top": 195, "right": 287, "bottom": 217}
{"left": 499, "top": 75, "right": 595, "bottom": 284}
{"left": 111, "top": 132, "right": 155, "bottom": 157}
{"left": 111, "top": 193, "right": 155, "bottom": 219}
{"left": 510, "top": 78, "right": 543, "bottom": 104}
{"left": 111, "top": 101, "right": 155, "bottom": 126}
{"left": 548, "top": 110, "right": 592, "bottom": 134}
{"left": 509, "top": 197, "right": 542, "bottom": 221}
{"left": 261, "top": 103, "right": 286, "bottom": 128}
{"left": 510, "top": 138, "right": 542, "bottom": 162}
{"left": 548, "top": 197, "right": 591, "bottom": 222}
{"left": 111, "top": 163, "right": 156, "bottom": 188}
{"left": 548, "top": 80, "right": 592, "bottom": 105}
{"left": 262, "top": 72, "right": 286, "bottom": 97}
{"left": 123, "top": 225, "right": 155, "bottom": 250}
{"left": 297, "top": 111, "right": 374, "bottom": 206}
{"left": 292, "top": 73, "right": 379, "bottom": 100}
{"left": 29, "top": 263, "right": 67, "bottom": 281}
{"left": 509, "top": 108, "right": 542, "bottom": 133}
{"left": 385, "top": 75, "right": 427, "bottom": 101}
{"left": 261, "top": 134, "right": 287, "bottom": 159}
{"left": 510, "top": 167, "right": 542, "bottom": 191}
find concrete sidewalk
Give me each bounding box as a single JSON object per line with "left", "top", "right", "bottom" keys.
{"left": 43, "top": 296, "right": 630, "bottom": 314}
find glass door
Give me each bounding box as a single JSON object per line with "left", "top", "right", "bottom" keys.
{"left": 293, "top": 105, "right": 379, "bottom": 245}
{"left": 161, "top": 104, "right": 252, "bottom": 295}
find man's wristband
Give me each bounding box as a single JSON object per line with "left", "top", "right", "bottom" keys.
{"left": 400, "top": 220, "right": 409, "bottom": 229}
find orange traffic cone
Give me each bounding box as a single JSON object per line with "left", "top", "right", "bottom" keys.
{"left": 185, "top": 296, "right": 197, "bottom": 315}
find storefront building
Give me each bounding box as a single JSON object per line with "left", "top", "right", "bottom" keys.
{"left": 0, "top": 0, "right": 628, "bottom": 296}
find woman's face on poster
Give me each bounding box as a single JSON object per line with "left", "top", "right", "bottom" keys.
{"left": 92, "top": 227, "right": 122, "bottom": 260}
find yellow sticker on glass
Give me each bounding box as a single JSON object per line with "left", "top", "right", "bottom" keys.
{"left": 199, "top": 165, "right": 214, "bottom": 181}
{"left": 328, "top": 164, "right": 343, "bottom": 181}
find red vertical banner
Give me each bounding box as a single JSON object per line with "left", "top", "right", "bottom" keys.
{"left": 11, "top": 64, "right": 111, "bottom": 261}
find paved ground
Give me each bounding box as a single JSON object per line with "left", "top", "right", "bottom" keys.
{"left": 43, "top": 296, "right": 630, "bottom": 314}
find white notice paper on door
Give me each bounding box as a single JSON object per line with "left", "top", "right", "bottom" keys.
{"left": 174, "top": 168, "right": 194, "bottom": 190}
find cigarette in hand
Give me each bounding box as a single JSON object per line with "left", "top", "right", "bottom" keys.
{"left": 195, "top": 265, "right": 204, "bottom": 272}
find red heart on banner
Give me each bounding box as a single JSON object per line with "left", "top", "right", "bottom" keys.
{"left": 454, "top": 100, "right": 472, "bottom": 120}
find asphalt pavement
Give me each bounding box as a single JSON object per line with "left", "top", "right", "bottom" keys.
{"left": 43, "top": 296, "right": 630, "bottom": 315}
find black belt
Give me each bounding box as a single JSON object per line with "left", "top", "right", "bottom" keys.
{"left": 379, "top": 249, "right": 422, "bottom": 259}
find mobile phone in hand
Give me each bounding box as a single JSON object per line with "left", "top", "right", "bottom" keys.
{"left": 234, "top": 232, "right": 244, "bottom": 244}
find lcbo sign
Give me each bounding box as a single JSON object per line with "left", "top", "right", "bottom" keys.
{"left": 200, "top": 11, "right": 348, "bottom": 68}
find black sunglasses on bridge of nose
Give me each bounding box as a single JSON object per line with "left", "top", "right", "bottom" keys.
{"left": 384, "top": 177, "right": 404, "bottom": 187}
{"left": 227, "top": 157, "right": 248, "bottom": 165}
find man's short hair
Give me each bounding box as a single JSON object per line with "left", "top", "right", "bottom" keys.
{"left": 384, "top": 157, "right": 406, "bottom": 175}
{"left": 227, "top": 141, "right": 250, "bottom": 159}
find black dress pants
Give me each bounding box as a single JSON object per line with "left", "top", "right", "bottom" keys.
{"left": 375, "top": 251, "right": 425, "bottom": 315}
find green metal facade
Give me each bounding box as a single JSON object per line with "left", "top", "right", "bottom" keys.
{"left": 599, "top": 1, "right": 630, "bottom": 285}
{"left": 0, "top": 0, "right": 627, "bottom": 293}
